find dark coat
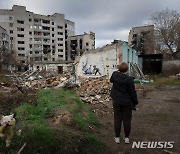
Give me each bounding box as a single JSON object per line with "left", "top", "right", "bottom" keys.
{"left": 110, "top": 71, "right": 138, "bottom": 106}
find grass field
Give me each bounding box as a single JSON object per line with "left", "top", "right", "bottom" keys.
{"left": 0, "top": 88, "right": 105, "bottom": 154}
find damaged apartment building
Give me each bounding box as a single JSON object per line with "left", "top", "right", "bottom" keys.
{"left": 128, "top": 25, "right": 163, "bottom": 74}
{"left": 0, "top": 26, "right": 10, "bottom": 70}
{"left": 128, "top": 25, "right": 155, "bottom": 55}
{"left": 67, "top": 32, "right": 95, "bottom": 60}
{"left": 0, "top": 5, "right": 95, "bottom": 73}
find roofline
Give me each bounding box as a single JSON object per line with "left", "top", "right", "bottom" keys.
{"left": 132, "top": 25, "right": 154, "bottom": 29}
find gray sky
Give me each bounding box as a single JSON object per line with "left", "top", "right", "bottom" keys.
{"left": 0, "top": 0, "right": 180, "bottom": 47}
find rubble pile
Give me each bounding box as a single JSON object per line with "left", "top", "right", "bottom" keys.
{"left": 76, "top": 77, "right": 112, "bottom": 106}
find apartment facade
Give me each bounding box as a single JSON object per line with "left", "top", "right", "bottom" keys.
{"left": 128, "top": 25, "right": 155, "bottom": 55}
{"left": 0, "top": 26, "right": 10, "bottom": 50}
{"left": 67, "top": 32, "right": 95, "bottom": 60}
{"left": 0, "top": 5, "right": 75, "bottom": 70}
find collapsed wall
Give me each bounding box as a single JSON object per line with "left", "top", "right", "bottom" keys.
{"left": 77, "top": 42, "right": 122, "bottom": 78}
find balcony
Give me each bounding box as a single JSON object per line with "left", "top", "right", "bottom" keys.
{"left": 34, "top": 34, "right": 42, "bottom": 38}
{"left": 43, "top": 41, "right": 50, "bottom": 45}
{"left": 34, "top": 47, "right": 42, "bottom": 50}
{"left": 34, "top": 41, "right": 42, "bottom": 44}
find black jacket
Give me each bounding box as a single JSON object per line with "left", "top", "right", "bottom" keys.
{"left": 110, "top": 71, "right": 138, "bottom": 106}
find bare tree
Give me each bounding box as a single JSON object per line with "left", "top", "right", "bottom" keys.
{"left": 0, "top": 45, "right": 16, "bottom": 71}
{"left": 151, "top": 8, "right": 180, "bottom": 59}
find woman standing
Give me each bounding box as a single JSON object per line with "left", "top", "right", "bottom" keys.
{"left": 110, "top": 62, "right": 138, "bottom": 144}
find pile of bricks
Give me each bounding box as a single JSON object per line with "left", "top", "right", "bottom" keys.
{"left": 76, "top": 77, "right": 112, "bottom": 105}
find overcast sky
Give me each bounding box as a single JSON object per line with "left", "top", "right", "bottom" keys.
{"left": 0, "top": 0, "right": 180, "bottom": 48}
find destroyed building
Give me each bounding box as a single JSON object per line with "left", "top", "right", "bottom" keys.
{"left": 0, "top": 5, "right": 75, "bottom": 71}
{"left": 0, "top": 26, "right": 9, "bottom": 50}
{"left": 67, "top": 32, "right": 95, "bottom": 61}
{"left": 0, "top": 26, "right": 11, "bottom": 70}
{"left": 0, "top": 5, "right": 95, "bottom": 72}
{"left": 128, "top": 25, "right": 155, "bottom": 55}
{"left": 77, "top": 40, "right": 139, "bottom": 78}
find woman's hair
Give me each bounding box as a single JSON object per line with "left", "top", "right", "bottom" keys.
{"left": 118, "top": 62, "right": 128, "bottom": 73}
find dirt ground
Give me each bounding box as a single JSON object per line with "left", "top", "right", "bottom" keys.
{"left": 0, "top": 83, "right": 180, "bottom": 154}
{"left": 92, "top": 84, "right": 180, "bottom": 154}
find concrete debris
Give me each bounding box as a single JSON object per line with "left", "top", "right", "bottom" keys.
{"left": 75, "top": 77, "right": 112, "bottom": 105}
{"left": 75, "top": 76, "right": 144, "bottom": 106}
{"left": 2, "top": 70, "right": 144, "bottom": 107}
{"left": 3, "top": 70, "right": 74, "bottom": 93}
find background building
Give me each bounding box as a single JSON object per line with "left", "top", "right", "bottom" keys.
{"left": 128, "top": 25, "right": 155, "bottom": 55}
{"left": 0, "top": 26, "right": 9, "bottom": 50}
{"left": 67, "top": 32, "right": 95, "bottom": 60}
{"left": 0, "top": 5, "right": 75, "bottom": 71}
{"left": 0, "top": 26, "right": 11, "bottom": 70}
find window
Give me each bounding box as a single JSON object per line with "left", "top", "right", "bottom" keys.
{"left": 30, "top": 51, "right": 33, "bottom": 54}
{"left": 42, "top": 26, "right": 50, "bottom": 30}
{"left": 58, "top": 49, "right": 63, "bottom": 52}
{"left": 29, "top": 31, "right": 32, "bottom": 35}
{"left": 18, "top": 47, "right": 25, "bottom": 50}
{"left": 17, "top": 27, "right": 24, "bottom": 31}
{"left": 29, "top": 44, "right": 32, "bottom": 48}
{"left": 52, "top": 34, "right": 54, "bottom": 37}
{"left": 9, "top": 16, "right": 13, "bottom": 20}
{"left": 10, "top": 37, "right": 13, "bottom": 40}
{"left": 9, "top": 23, "right": 13, "bottom": 27}
{"left": 58, "top": 55, "right": 63, "bottom": 57}
{"left": 17, "top": 34, "right": 24, "bottom": 37}
{"left": 52, "top": 28, "right": 54, "bottom": 31}
{"left": 18, "top": 41, "right": 25, "bottom": 44}
{"left": 133, "top": 34, "right": 137, "bottom": 37}
{"left": 10, "top": 30, "right": 13, "bottom": 34}
{"left": 17, "top": 20, "right": 24, "bottom": 24}
{"left": 52, "top": 58, "right": 55, "bottom": 61}
{"left": 58, "top": 32, "right": 63, "bottom": 35}
{"left": 34, "top": 19, "right": 39, "bottom": 22}
{"left": 65, "top": 24, "right": 67, "bottom": 28}
{"left": 29, "top": 18, "right": 32, "bottom": 22}
{"left": 52, "top": 40, "right": 55, "bottom": 43}
{"left": 58, "top": 38, "right": 63, "bottom": 41}
{"left": 42, "top": 20, "right": 50, "bottom": 24}
{"left": 57, "top": 26, "right": 63, "bottom": 29}
{"left": 86, "top": 42, "right": 89, "bottom": 46}
{"left": 52, "top": 22, "right": 54, "bottom": 25}
{"left": 44, "top": 58, "right": 48, "bottom": 60}
{"left": 18, "top": 54, "right": 25, "bottom": 57}
{"left": 58, "top": 44, "right": 63, "bottom": 46}
{"left": 35, "top": 51, "right": 39, "bottom": 54}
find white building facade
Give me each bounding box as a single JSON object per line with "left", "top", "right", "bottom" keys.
{"left": 77, "top": 41, "right": 138, "bottom": 78}
{"left": 0, "top": 5, "right": 75, "bottom": 71}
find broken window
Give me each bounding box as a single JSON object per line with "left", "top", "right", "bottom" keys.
{"left": 17, "top": 20, "right": 24, "bottom": 24}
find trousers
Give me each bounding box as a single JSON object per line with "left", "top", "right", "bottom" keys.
{"left": 113, "top": 100, "right": 132, "bottom": 138}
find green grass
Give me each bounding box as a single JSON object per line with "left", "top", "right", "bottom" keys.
{"left": 83, "top": 134, "right": 106, "bottom": 153}
{"left": 151, "top": 78, "right": 180, "bottom": 86}
{"left": 0, "top": 88, "right": 102, "bottom": 153}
